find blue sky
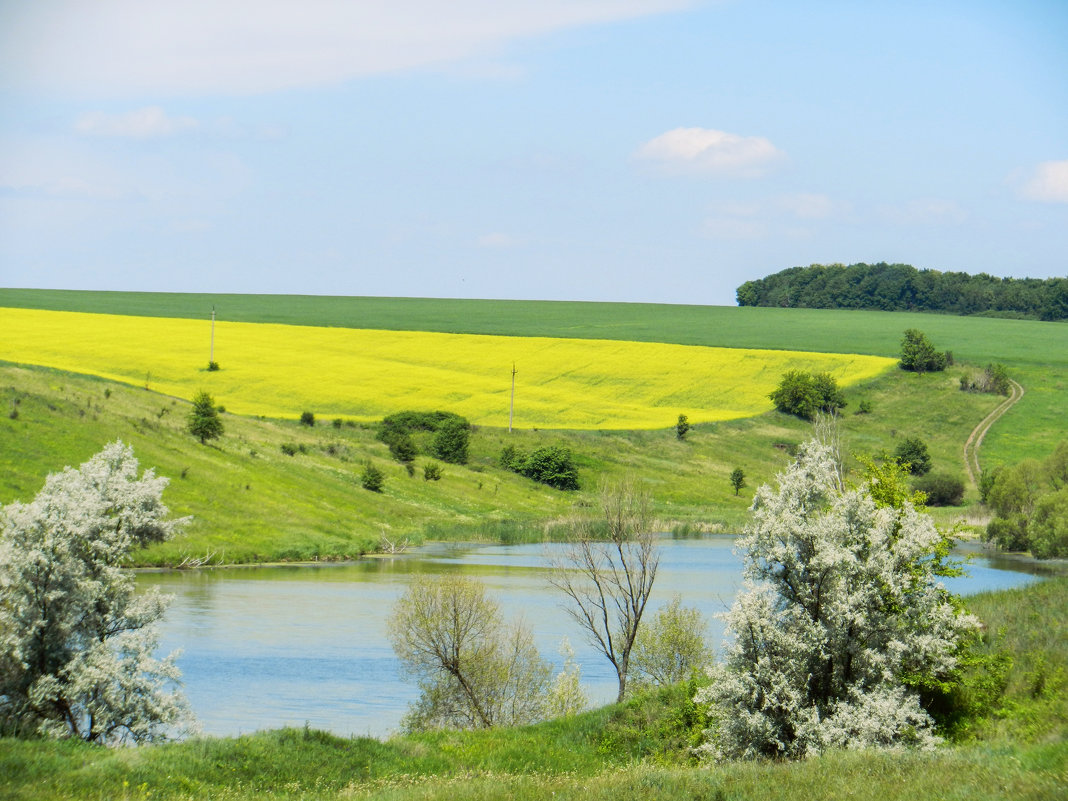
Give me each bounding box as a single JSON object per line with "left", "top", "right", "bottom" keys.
{"left": 1, "top": 0, "right": 1065, "bottom": 306}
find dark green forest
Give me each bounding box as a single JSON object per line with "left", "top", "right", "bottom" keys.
{"left": 736, "top": 263, "right": 1068, "bottom": 321}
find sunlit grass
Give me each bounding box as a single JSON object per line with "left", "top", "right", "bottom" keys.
{"left": 1, "top": 308, "right": 894, "bottom": 430}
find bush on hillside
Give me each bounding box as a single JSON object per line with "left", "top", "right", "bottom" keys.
{"left": 913, "top": 471, "right": 965, "bottom": 506}
{"left": 499, "top": 445, "right": 579, "bottom": 491}
{"left": 895, "top": 437, "right": 932, "bottom": 476}
{"left": 768, "top": 370, "right": 846, "bottom": 420}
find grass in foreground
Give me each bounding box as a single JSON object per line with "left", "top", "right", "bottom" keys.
{"left": 1, "top": 578, "right": 1064, "bottom": 800}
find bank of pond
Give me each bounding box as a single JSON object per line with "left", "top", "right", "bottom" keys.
{"left": 137, "top": 536, "right": 1046, "bottom": 739}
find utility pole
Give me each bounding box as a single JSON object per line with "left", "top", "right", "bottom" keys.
{"left": 209, "top": 306, "right": 216, "bottom": 366}
{"left": 509, "top": 362, "right": 517, "bottom": 433}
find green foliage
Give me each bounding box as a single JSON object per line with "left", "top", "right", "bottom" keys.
{"left": 729, "top": 467, "right": 746, "bottom": 495}
{"left": 961, "top": 363, "right": 1011, "bottom": 395}
{"left": 207, "top": 360, "right": 220, "bottom": 371}
{"left": 768, "top": 370, "right": 846, "bottom": 420}
{"left": 675, "top": 414, "right": 690, "bottom": 440}
{"left": 299, "top": 410, "right": 315, "bottom": 427}
{"left": 360, "top": 462, "right": 384, "bottom": 492}
{"left": 423, "top": 462, "right": 442, "bottom": 481}
{"left": 913, "top": 471, "right": 966, "bottom": 506}
{"left": 895, "top": 436, "right": 932, "bottom": 475}
{"left": 500, "top": 445, "right": 580, "bottom": 490}
{"left": 279, "top": 442, "right": 298, "bottom": 457}
{"left": 985, "top": 444, "right": 1068, "bottom": 558}
{"left": 431, "top": 417, "right": 470, "bottom": 465}
{"left": 629, "top": 596, "right": 711, "bottom": 691}
{"left": 187, "top": 389, "right": 223, "bottom": 444}
{"left": 899, "top": 328, "right": 948, "bottom": 373}
{"left": 387, "top": 576, "right": 553, "bottom": 730}
{"left": 857, "top": 398, "right": 873, "bottom": 414}
{"left": 383, "top": 429, "right": 417, "bottom": 463}
{"left": 735, "top": 261, "right": 1068, "bottom": 321}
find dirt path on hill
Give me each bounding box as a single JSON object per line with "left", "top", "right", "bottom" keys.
{"left": 963, "top": 378, "right": 1025, "bottom": 489}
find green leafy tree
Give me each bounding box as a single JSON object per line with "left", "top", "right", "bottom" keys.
{"left": 522, "top": 446, "right": 580, "bottom": 491}
{"left": 387, "top": 576, "right": 553, "bottom": 730}
{"left": 899, "top": 329, "right": 947, "bottom": 374}
{"left": 0, "top": 443, "right": 191, "bottom": 743}
{"left": 675, "top": 414, "right": 691, "bottom": 440}
{"left": 187, "top": 390, "right": 223, "bottom": 444}
{"left": 431, "top": 417, "right": 469, "bottom": 465}
{"left": 696, "top": 441, "right": 977, "bottom": 760}
{"left": 729, "top": 467, "right": 746, "bottom": 496}
{"left": 769, "top": 370, "right": 846, "bottom": 420}
{"left": 361, "top": 462, "right": 384, "bottom": 492}
{"left": 299, "top": 411, "right": 315, "bottom": 427}
{"left": 895, "top": 436, "right": 932, "bottom": 475}
{"left": 630, "top": 595, "right": 711, "bottom": 691}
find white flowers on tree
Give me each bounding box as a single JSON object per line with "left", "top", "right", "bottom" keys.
{"left": 0, "top": 442, "right": 191, "bottom": 744}
{"left": 696, "top": 440, "right": 977, "bottom": 760}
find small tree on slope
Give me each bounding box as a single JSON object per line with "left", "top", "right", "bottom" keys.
{"left": 0, "top": 442, "right": 191, "bottom": 743}
{"left": 695, "top": 441, "right": 976, "bottom": 760}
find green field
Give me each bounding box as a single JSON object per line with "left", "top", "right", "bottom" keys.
{"left": 2, "top": 576, "right": 1064, "bottom": 801}
{"left": 3, "top": 288, "right": 1064, "bottom": 466}
{"left": 2, "top": 289, "right": 1065, "bottom": 565}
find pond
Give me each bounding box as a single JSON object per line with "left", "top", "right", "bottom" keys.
{"left": 137, "top": 537, "right": 1043, "bottom": 739}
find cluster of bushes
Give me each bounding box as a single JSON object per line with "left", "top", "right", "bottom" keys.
{"left": 499, "top": 444, "right": 579, "bottom": 490}
{"left": 983, "top": 441, "right": 1068, "bottom": 559}
{"left": 960, "top": 363, "right": 1011, "bottom": 396}
{"left": 899, "top": 329, "right": 950, "bottom": 374}
{"left": 768, "top": 370, "right": 845, "bottom": 420}
{"left": 736, "top": 261, "right": 1068, "bottom": 321}
{"left": 377, "top": 410, "right": 470, "bottom": 465}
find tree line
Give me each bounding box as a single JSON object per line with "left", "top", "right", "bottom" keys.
{"left": 736, "top": 262, "right": 1068, "bottom": 321}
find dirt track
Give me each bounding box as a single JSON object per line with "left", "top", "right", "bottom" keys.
{"left": 963, "top": 378, "right": 1024, "bottom": 488}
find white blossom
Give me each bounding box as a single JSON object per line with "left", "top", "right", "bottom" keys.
{"left": 0, "top": 442, "right": 192, "bottom": 744}
{"left": 696, "top": 441, "right": 977, "bottom": 760}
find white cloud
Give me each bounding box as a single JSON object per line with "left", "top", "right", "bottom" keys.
{"left": 1019, "top": 160, "right": 1068, "bottom": 203}
{"left": 75, "top": 107, "right": 199, "bottom": 138}
{"left": 1, "top": 1, "right": 694, "bottom": 96}
{"left": 635, "top": 127, "right": 785, "bottom": 177}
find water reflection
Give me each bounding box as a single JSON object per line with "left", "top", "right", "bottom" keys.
{"left": 138, "top": 536, "right": 1042, "bottom": 739}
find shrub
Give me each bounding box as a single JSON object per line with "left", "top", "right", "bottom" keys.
{"left": 960, "top": 363, "right": 1011, "bottom": 396}
{"left": 280, "top": 443, "right": 298, "bottom": 456}
{"left": 423, "top": 463, "right": 442, "bottom": 481}
{"left": 187, "top": 390, "right": 223, "bottom": 444}
{"left": 899, "top": 329, "right": 948, "bottom": 373}
{"left": 382, "top": 429, "right": 417, "bottom": 463}
{"left": 361, "top": 463, "right": 384, "bottom": 492}
{"left": 431, "top": 417, "right": 469, "bottom": 465}
{"left": 914, "top": 471, "right": 966, "bottom": 506}
{"left": 207, "top": 360, "right": 220, "bottom": 371}
{"left": 769, "top": 370, "right": 845, "bottom": 420}
{"left": 856, "top": 399, "right": 873, "bottom": 414}
{"left": 300, "top": 411, "right": 315, "bottom": 427}
{"left": 675, "top": 414, "right": 691, "bottom": 440}
{"left": 332, "top": 418, "right": 343, "bottom": 429}
{"left": 895, "top": 436, "right": 932, "bottom": 475}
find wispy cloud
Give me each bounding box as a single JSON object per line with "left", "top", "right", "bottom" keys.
{"left": 635, "top": 127, "right": 785, "bottom": 177}
{"left": 75, "top": 107, "right": 199, "bottom": 138}
{"left": 1, "top": 1, "right": 694, "bottom": 96}
{"left": 1019, "top": 160, "right": 1068, "bottom": 203}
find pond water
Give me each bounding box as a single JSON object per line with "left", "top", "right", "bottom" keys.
{"left": 137, "top": 537, "right": 1043, "bottom": 739}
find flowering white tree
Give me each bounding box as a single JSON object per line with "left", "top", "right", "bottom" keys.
{"left": 0, "top": 442, "right": 191, "bottom": 744}
{"left": 696, "top": 440, "right": 977, "bottom": 760}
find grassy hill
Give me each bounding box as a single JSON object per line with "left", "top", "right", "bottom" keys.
{"left": 3, "top": 288, "right": 1065, "bottom": 465}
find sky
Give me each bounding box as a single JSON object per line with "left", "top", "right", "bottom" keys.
{"left": 1, "top": 0, "right": 1065, "bottom": 307}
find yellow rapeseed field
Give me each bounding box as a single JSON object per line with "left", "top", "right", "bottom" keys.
{"left": 1, "top": 308, "right": 895, "bottom": 429}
